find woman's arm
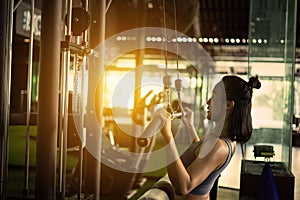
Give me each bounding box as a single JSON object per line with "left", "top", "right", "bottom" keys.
{"left": 160, "top": 110, "right": 227, "bottom": 195}
{"left": 181, "top": 107, "right": 200, "bottom": 143}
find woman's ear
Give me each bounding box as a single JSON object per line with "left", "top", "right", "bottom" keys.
{"left": 226, "top": 100, "right": 235, "bottom": 110}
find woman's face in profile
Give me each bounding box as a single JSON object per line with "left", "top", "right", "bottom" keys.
{"left": 206, "top": 82, "right": 226, "bottom": 122}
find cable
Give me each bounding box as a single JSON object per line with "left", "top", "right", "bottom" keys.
{"left": 173, "top": 0, "right": 179, "bottom": 79}
{"left": 162, "top": 0, "right": 184, "bottom": 118}
{"left": 173, "top": 0, "right": 184, "bottom": 117}
{"left": 162, "top": 0, "right": 168, "bottom": 76}
{"left": 162, "top": 0, "right": 172, "bottom": 113}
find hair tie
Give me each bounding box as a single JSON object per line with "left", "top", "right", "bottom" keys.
{"left": 248, "top": 76, "right": 261, "bottom": 90}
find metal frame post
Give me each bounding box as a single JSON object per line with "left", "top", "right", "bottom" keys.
{"left": 57, "top": 0, "right": 72, "bottom": 198}
{"left": 95, "top": 2, "right": 106, "bottom": 199}
{"left": 35, "top": 0, "right": 62, "bottom": 199}
{"left": 0, "top": 0, "right": 14, "bottom": 198}
{"left": 23, "top": 0, "right": 35, "bottom": 196}
{"left": 75, "top": 1, "right": 89, "bottom": 199}
{"left": 84, "top": 1, "right": 106, "bottom": 199}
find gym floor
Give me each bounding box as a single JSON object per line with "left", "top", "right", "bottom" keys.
{"left": 6, "top": 126, "right": 300, "bottom": 199}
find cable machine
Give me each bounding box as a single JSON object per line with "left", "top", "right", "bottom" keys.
{"left": 4, "top": 0, "right": 213, "bottom": 199}
{"left": 57, "top": 0, "right": 106, "bottom": 199}
{"left": 34, "top": 0, "right": 106, "bottom": 199}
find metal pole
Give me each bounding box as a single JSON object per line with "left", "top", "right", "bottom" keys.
{"left": 58, "top": 0, "right": 67, "bottom": 195}
{"left": 58, "top": 49, "right": 65, "bottom": 195}
{"left": 58, "top": 0, "right": 72, "bottom": 198}
{"left": 85, "top": 1, "right": 106, "bottom": 199}
{"left": 61, "top": 0, "right": 73, "bottom": 196}
{"left": 0, "top": 0, "right": 14, "bottom": 198}
{"left": 35, "top": 0, "right": 62, "bottom": 199}
{"left": 97, "top": 2, "right": 107, "bottom": 199}
{"left": 61, "top": 49, "right": 70, "bottom": 200}
{"left": 23, "top": 0, "right": 35, "bottom": 196}
{"left": 75, "top": 1, "right": 89, "bottom": 198}
{"left": 14, "top": 0, "right": 23, "bottom": 12}
{"left": 95, "top": 1, "right": 106, "bottom": 199}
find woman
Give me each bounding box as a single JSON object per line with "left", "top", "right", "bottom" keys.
{"left": 159, "top": 75, "right": 261, "bottom": 200}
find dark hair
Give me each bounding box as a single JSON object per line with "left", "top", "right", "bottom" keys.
{"left": 222, "top": 75, "right": 261, "bottom": 143}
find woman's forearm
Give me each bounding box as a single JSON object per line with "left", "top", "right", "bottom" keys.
{"left": 185, "top": 123, "right": 200, "bottom": 143}
{"left": 163, "top": 134, "right": 192, "bottom": 195}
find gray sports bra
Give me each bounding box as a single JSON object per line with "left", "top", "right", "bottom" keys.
{"left": 180, "top": 138, "right": 233, "bottom": 195}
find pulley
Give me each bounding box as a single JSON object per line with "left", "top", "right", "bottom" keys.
{"left": 65, "top": 7, "right": 90, "bottom": 36}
